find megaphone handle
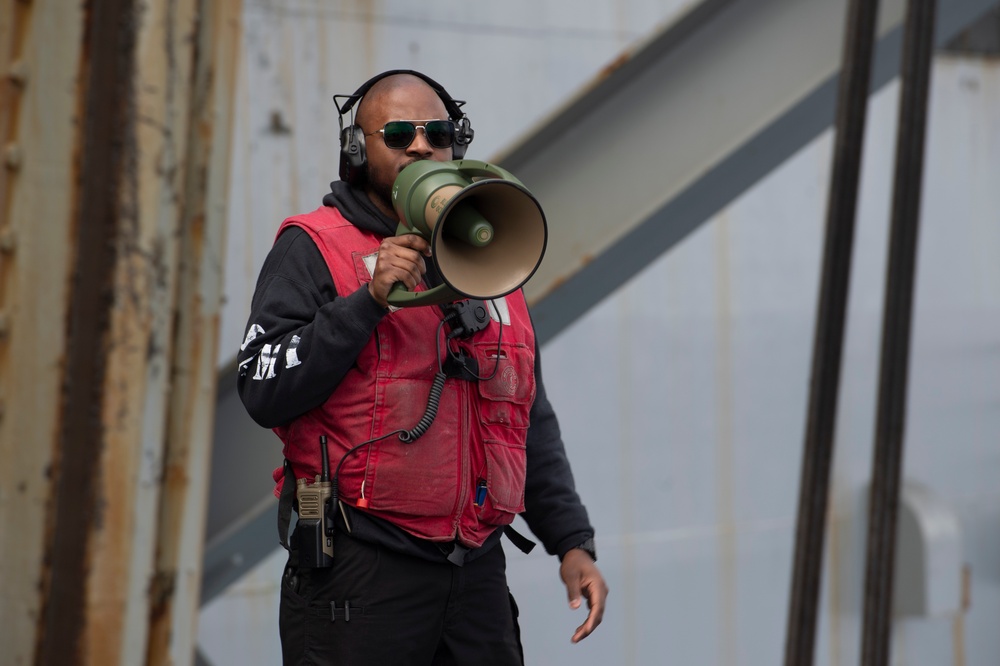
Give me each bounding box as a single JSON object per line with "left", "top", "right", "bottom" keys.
{"left": 386, "top": 282, "right": 454, "bottom": 307}
{"left": 387, "top": 282, "right": 410, "bottom": 302}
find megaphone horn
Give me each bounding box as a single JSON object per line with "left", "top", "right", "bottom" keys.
{"left": 387, "top": 160, "right": 548, "bottom": 308}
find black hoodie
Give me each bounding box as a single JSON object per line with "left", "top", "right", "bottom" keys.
{"left": 237, "top": 180, "right": 594, "bottom": 562}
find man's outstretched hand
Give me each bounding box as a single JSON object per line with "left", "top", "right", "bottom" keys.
{"left": 559, "top": 549, "right": 609, "bottom": 643}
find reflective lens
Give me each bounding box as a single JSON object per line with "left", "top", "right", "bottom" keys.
{"left": 378, "top": 120, "right": 455, "bottom": 149}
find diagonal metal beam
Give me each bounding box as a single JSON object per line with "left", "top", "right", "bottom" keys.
{"left": 202, "top": 0, "right": 1000, "bottom": 605}
{"left": 497, "top": 0, "right": 999, "bottom": 344}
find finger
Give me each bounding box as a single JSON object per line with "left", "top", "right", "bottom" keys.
{"left": 382, "top": 258, "right": 425, "bottom": 289}
{"left": 376, "top": 249, "right": 426, "bottom": 287}
{"left": 564, "top": 573, "right": 583, "bottom": 610}
{"left": 572, "top": 614, "right": 596, "bottom": 643}
{"left": 378, "top": 237, "right": 428, "bottom": 264}
{"left": 385, "top": 233, "right": 431, "bottom": 255}
{"left": 571, "top": 580, "right": 606, "bottom": 643}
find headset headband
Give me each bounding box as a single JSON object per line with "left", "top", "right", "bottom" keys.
{"left": 334, "top": 69, "right": 467, "bottom": 123}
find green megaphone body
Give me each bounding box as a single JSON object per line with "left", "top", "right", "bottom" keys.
{"left": 387, "top": 159, "right": 547, "bottom": 307}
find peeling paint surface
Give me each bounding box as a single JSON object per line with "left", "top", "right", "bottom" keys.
{"left": 0, "top": 1, "right": 85, "bottom": 664}
{"left": 1, "top": 0, "right": 238, "bottom": 663}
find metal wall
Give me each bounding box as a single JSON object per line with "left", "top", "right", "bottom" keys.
{"left": 528, "top": 56, "right": 999, "bottom": 665}
{"left": 202, "top": 1, "right": 999, "bottom": 665}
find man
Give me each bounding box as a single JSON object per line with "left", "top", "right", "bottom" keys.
{"left": 238, "top": 70, "right": 607, "bottom": 665}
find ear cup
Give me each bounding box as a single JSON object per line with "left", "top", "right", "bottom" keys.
{"left": 452, "top": 117, "right": 474, "bottom": 159}
{"left": 339, "top": 125, "right": 367, "bottom": 186}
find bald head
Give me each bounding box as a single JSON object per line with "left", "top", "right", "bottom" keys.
{"left": 356, "top": 74, "right": 445, "bottom": 131}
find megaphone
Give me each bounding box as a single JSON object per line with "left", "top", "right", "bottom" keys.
{"left": 387, "top": 159, "right": 547, "bottom": 307}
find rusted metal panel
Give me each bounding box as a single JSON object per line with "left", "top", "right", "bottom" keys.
{"left": 145, "top": 0, "right": 242, "bottom": 664}
{"left": 93, "top": 0, "right": 205, "bottom": 661}
{"left": 0, "top": 1, "right": 85, "bottom": 664}
{"left": 0, "top": 0, "right": 236, "bottom": 663}
{"left": 31, "top": 0, "right": 196, "bottom": 661}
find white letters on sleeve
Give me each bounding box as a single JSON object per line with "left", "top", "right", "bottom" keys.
{"left": 254, "top": 343, "right": 281, "bottom": 380}
{"left": 241, "top": 325, "right": 303, "bottom": 381}
{"left": 285, "top": 335, "right": 302, "bottom": 369}
{"left": 241, "top": 323, "right": 265, "bottom": 351}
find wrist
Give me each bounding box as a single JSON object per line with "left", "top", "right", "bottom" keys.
{"left": 561, "top": 537, "right": 597, "bottom": 563}
{"left": 366, "top": 282, "right": 389, "bottom": 309}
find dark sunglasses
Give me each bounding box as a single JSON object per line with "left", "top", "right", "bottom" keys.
{"left": 366, "top": 120, "right": 456, "bottom": 150}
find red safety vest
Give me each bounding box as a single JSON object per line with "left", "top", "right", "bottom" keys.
{"left": 270, "top": 206, "right": 536, "bottom": 548}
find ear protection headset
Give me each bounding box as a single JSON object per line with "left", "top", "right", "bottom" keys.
{"left": 334, "top": 69, "right": 475, "bottom": 187}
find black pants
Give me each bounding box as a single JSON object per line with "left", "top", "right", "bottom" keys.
{"left": 279, "top": 528, "right": 524, "bottom": 665}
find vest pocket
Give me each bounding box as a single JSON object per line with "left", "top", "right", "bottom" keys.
{"left": 474, "top": 342, "right": 532, "bottom": 522}
{"left": 483, "top": 438, "right": 527, "bottom": 515}
{"left": 475, "top": 342, "right": 535, "bottom": 430}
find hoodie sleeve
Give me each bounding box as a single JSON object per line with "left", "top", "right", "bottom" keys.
{"left": 521, "top": 343, "right": 596, "bottom": 559}
{"left": 236, "top": 226, "right": 388, "bottom": 428}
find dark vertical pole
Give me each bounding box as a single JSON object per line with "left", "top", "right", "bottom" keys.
{"left": 860, "top": 0, "right": 938, "bottom": 664}
{"left": 783, "top": 1, "right": 881, "bottom": 665}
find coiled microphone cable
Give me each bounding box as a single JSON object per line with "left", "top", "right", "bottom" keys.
{"left": 399, "top": 300, "right": 502, "bottom": 442}
{"left": 398, "top": 371, "right": 447, "bottom": 442}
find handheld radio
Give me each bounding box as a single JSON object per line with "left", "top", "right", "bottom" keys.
{"left": 293, "top": 435, "right": 335, "bottom": 567}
